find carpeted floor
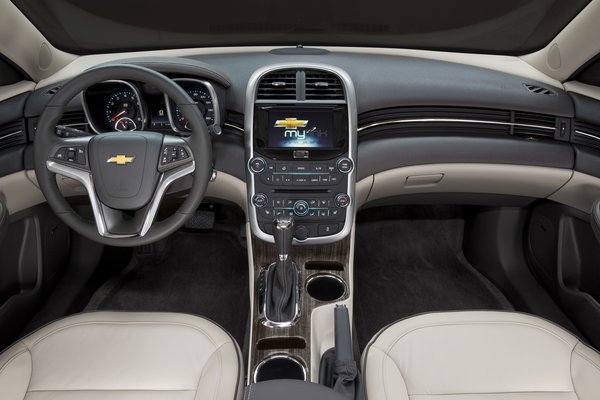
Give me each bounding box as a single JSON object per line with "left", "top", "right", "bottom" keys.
{"left": 354, "top": 205, "right": 513, "bottom": 350}
{"left": 86, "top": 229, "right": 249, "bottom": 347}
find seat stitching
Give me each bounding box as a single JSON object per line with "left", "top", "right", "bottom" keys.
{"left": 573, "top": 347, "right": 600, "bottom": 372}
{"left": 27, "top": 321, "right": 222, "bottom": 350}
{"left": 383, "top": 321, "right": 575, "bottom": 353}
{"left": 211, "top": 343, "right": 222, "bottom": 400}
{"left": 192, "top": 342, "right": 229, "bottom": 400}
{"left": 0, "top": 347, "right": 28, "bottom": 375}
{"left": 380, "top": 347, "right": 406, "bottom": 400}
{"left": 569, "top": 343, "right": 578, "bottom": 399}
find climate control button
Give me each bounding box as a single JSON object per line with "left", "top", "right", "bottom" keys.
{"left": 293, "top": 200, "right": 309, "bottom": 217}
{"left": 252, "top": 193, "right": 268, "bottom": 208}
{"left": 249, "top": 157, "right": 267, "bottom": 174}
{"left": 334, "top": 193, "right": 351, "bottom": 208}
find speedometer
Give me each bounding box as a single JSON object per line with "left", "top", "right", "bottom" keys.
{"left": 166, "top": 79, "right": 219, "bottom": 133}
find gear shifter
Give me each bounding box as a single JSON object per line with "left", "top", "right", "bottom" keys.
{"left": 265, "top": 216, "right": 300, "bottom": 324}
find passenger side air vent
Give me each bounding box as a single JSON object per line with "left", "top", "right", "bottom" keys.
{"left": 573, "top": 121, "right": 600, "bottom": 151}
{"left": 0, "top": 119, "right": 26, "bottom": 150}
{"left": 523, "top": 83, "right": 556, "bottom": 96}
{"left": 305, "top": 70, "right": 344, "bottom": 100}
{"left": 257, "top": 70, "right": 297, "bottom": 100}
{"left": 58, "top": 111, "right": 89, "bottom": 131}
{"left": 513, "top": 112, "right": 555, "bottom": 138}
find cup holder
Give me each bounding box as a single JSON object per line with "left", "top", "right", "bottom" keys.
{"left": 254, "top": 355, "right": 307, "bottom": 383}
{"left": 306, "top": 274, "right": 347, "bottom": 302}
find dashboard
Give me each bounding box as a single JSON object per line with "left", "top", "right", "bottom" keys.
{"left": 81, "top": 77, "right": 222, "bottom": 135}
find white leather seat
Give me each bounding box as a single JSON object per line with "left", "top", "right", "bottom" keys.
{"left": 0, "top": 312, "right": 243, "bottom": 400}
{"left": 362, "top": 311, "right": 600, "bottom": 400}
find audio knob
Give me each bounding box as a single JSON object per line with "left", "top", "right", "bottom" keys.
{"left": 334, "top": 193, "right": 350, "bottom": 208}
{"left": 293, "top": 200, "right": 309, "bottom": 217}
{"left": 336, "top": 157, "right": 354, "bottom": 174}
{"left": 249, "top": 156, "right": 266, "bottom": 174}
{"left": 252, "top": 193, "right": 268, "bottom": 208}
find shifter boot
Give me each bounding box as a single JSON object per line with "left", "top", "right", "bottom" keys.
{"left": 265, "top": 259, "right": 299, "bottom": 323}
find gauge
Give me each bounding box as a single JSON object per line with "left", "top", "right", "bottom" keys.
{"left": 114, "top": 117, "right": 137, "bottom": 131}
{"left": 174, "top": 87, "right": 215, "bottom": 131}
{"left": 104, "top": 90, "right": 143, "bottom": 131}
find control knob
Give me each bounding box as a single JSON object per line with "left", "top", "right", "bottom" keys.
{"left": 334, "top": 193, "right": 350, "bottom": 208}
{"left": 293, "top": 200, "right": 309, "bottom": 217}
{"left": 249, "top": 156, "right": 266, "bottom": 174}
{"left": 252, "top": 193, "right": 268, "bottom": 208}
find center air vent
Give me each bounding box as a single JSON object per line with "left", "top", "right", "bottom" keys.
{"left": 524, "top": 83, "right": 556, "bottom": 96}
{"left": 257, "top": 70, "right": 297, "bottom": 100}
{"left": 305, "top": 71, "right": 344, "bottom": 100}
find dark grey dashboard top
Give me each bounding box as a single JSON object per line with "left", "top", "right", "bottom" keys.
{"left": 24, "top": 50, "right": 574, "bottom": 118}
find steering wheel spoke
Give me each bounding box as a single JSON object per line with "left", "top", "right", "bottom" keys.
{"left": 47, "top": 136, "right": 93, "bottom": 172}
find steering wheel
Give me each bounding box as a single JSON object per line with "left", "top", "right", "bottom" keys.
{"left": 34, "top": 65, "right": 212, "bottom": 247}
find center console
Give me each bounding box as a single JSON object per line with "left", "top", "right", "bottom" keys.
{"left": 245, "top": 63, "right": 357, "bottom": 385}
{"left": 246, "top": 66, "right": 356, "bottom": 244}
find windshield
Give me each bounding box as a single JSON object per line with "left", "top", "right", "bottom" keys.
{"left": 11, "top": 0, "right": 592, "bottom": 55}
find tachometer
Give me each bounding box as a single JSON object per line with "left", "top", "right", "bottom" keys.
{"left": 105, "top": 90, "right": 142, "bottom": 131}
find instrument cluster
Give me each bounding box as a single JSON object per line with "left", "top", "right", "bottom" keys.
{"left": 82, "top": 78, "right": 220, "bottom": 135}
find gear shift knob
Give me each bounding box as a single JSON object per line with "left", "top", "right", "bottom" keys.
{"left": 273, "top": 216, "right": 294, "bottom": 261}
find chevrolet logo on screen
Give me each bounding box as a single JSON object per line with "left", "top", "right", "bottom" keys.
{"left": 274, "top": 118, "right": 309, "bottom": 129}
{"left": 106, "top": 155, "right": 135, "bottom": 165}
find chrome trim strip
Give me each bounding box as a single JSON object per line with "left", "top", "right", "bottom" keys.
{"left": 0, "top": 130, "right": 23, "bottom": 139}
{"left": 245, "top": 62, "right": 358, "bottom": 245}
{"left": 575, "top": 130, "right": 600, "bottom": 141}
{"left": 81, "top": 80, "right": 147, "bottom": 134}
{"left": 46, "top": 158, "right": 194, "bottom": 238}
{"left": 357, "top": 118, "right": 557, "bottom": 133}
{"left": 223, "top": 122, "right": 244, "bottom": 132}
{"left": 259, "top": 262, "right": 302, "bottom": 328}
{"left": 253, "top": 354, "right": 307, "bottom": 383}
{"left": 164, "top": 78, "right": 221, "bottom": 134}
{"left": 305, "top": 273, "right": 347, "bottom": 302}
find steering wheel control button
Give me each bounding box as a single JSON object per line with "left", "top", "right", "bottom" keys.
{"left": 161, "top": 146, "right": 190, "bottom": 165}
{"left": 293, "top": 200, "right": 309, "bottom": 217}
{"left": 336, "top": 157, "right": 354, "bottom": 174}
{"left": 252, "top": 193, "right": 268, "bottom": 208}
{"left": 249, "top": 157, "right": 267, "bottom": 174}
{"left": 54, "top": 146, "right": 86, "bottom": 165}
{"left": 335, "top": 193, "right": 351, "bottom": 208}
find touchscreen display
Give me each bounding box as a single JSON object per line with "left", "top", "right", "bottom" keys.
{"left": 267, "top": 109, "right": 334, "bottom": 148}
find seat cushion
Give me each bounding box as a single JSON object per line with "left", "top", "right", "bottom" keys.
{"left": 362, "top": 311, "right": 600, "bottom": 400}
{"left": 0, "top": 312, "right": 243, "bottom": 400}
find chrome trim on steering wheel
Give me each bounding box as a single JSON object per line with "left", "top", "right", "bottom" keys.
{"left": 46, "top": 159, "right": 195, "bottom": 238}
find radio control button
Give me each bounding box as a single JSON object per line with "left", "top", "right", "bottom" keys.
{"left": 277, "top": 164, "right": 291, "bottom": 172}
{"left": 249, "top": 157, "right": 266, "bottom": 174}
{"left": 293, "top": 176, "right": 309, "bottom": 185}
{"left": 282, "top": 175, "right": 293, "bottom": 185}
{"left": 309, "top": 175, "right": 321, "bottom": 184}
{"left": 336, "top": 157, "right": 354, "bottom": 174}
{"left": 260, "top": 174, "right": 273, "bottom": 184}
{"left": 320, "top": 175, "right": 331, "bottom": 184}
{"left": 312, "top": 164, "right": 326, "bottom": 173}
{"left": 335, "top": 193, "right": 350, "bottom": 208}
{"left": 273, "top": 175, "right": 284, "bottom": 184}
{"left": 327, "top": 164, "right": 336, "bottom": 173}
{"left": 252, "top": 193, "right": 268, "bottom": 208}
{"left": 295, "top": 165, "right": 309, "bottom": 173}
{"left": 294, "top": 200, "right": 309, "bottom": 217}
{"left": 330, "top": 175, "right": 340, "bottom": 184}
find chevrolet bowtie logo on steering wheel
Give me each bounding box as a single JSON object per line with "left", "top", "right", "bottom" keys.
{"left": 106, "top": 155, "right": 135, "bottom": 165}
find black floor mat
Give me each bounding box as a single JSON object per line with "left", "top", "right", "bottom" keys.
{"left": 86, "top": 230, "right": 249, "bottom": 347}
{"left": 354, "top": 206, "right": 513, "bottom": 350}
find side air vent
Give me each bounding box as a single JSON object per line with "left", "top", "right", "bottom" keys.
{"left": 305, "top": 70, "right": 344, "bottom": 100}
{"left": 513, "top": 112, "right": 556, "bottom": 138}
{"left": 58, "top": 111, "right": 89, "bottom": 130}
{"left": 524, "top": 83, "right": 556, "bottom": 96}
{"left": 223, "top": 110, "right": 244, "bottom": 134}
{"left": 257, "top": 70, "right": 297, "bottom": 100}
{"left": 0, "top": 119, "right": 27, "bottom": 150}
{"left": 573, "top": 121, "right": 600, "bottom": 151}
